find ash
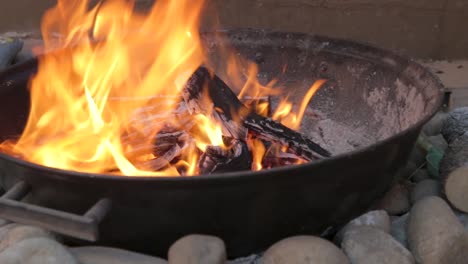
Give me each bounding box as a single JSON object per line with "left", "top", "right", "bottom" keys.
{"left": 300, "top": 108, "right": 375, "bottom": 155}
{"left": 268, "top": 95, "right": 376, "bottom": 156}
{"left": 304, "top": 119, "right": 375, "bottom": 155}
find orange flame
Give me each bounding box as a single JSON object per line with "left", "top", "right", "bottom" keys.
{"left": 249, "top": 138, "right": 266, "bottom": 171}
{"left": 0, "top": 0, "right": 326, "bottom": 176}
{"left": 4, "top": 0, "right": 205, "bottom": 176}
{"left": 192, "top": 114, "right": 226, "bottom": 152}
{"left": 272, "top": 79, "right": 327, "bottom": 130}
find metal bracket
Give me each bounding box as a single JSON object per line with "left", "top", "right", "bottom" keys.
{"left": 0, "top": 181, "right": 111, "bottom": 241}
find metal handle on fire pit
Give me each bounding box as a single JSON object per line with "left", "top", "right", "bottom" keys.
{"left": 0, "top": 181, "right": 111, "bottom": 241}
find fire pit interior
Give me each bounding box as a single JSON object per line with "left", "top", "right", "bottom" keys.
{"left": 0, "top": 0, "right": 443, "bottom": 258}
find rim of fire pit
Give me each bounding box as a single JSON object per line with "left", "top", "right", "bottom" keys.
{"left": 0, "top": 29, "right": 444, "bottom": 183}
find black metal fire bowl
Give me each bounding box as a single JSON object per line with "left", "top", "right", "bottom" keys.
{"left": 0, "top": 29, "right": 443, "bottom": 257}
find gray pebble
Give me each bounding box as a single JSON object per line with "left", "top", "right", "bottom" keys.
{"left": 390, "top": 213, "right": 409, "bottom": 248}
{"left": 423, "top": 112, "right": 448, "bottom": 136}
{"left": 262, "top": 236, "right": 349, "bottom": 264}
{"left": 438, "top": 233, "right": 468, "bottom": 264}
{"left": 444, "top": 166, "right": 468, "bottom": 213}
{"left": 439, "top": 133, "right": 468, "bottom": 178}
{"left": 168, "top": 234, "right": 226, "bottom": 264}
{"left": 441, "top": 107, "right": 468, "bottom": 144}
{"left": 377, "top": 183, "right": 411, "bottom": 215}
{"left": 410, "top": 179, "right": 441, "bottom": 204}
{"left": 408, "top": 196, "right": 465, "bottom": 264}
{"left": 342, "top": 226, "right": 414, "bottom": 264}
{"left": 334, "top": 210, "right": 390, "bottom": 244}
{"left": 0, "top": 237, "right": 77, "bottom": 264}
{"left": 0, "top": 224, "right": 53, "bottom": 252}
{"left": 71, "top": 246, "right": 167, "bottom": 264}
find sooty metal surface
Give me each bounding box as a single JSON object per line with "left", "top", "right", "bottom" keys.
{"left": 0, "top": 29, "right": 443, "bottom": 257}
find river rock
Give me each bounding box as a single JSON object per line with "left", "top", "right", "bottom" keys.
{"left": 439, "top": 133, "right": 468, "bottom": 178}
{"left": 334, "top": 210, "right": 390, "bottom": 243}
{"left": 377, "top": 183, "right": 411, "bottom": 215}
{"left": 390, "top": 213, "right": 409, "bottom": 248}
{"left": 408, "top": 196, "right": 465, "bottom": 264}
{"left": 342, "top": 226, "right": 414, "bottom": 264}
{"left": 444, "top": 167, "right": 468, "bottom": 213}
{"left": 0, "top": 237, "right": 77, "bottom": 264}
{"left": 262, "top": 236, "right": 349, "bottom": 264}
{"left": 71, "top": 246, "right": 167, "bottom": 264}
{"left": 168, "top": 234, "right": 226, "bottom": 264}
{"left": 410, "top": 179, "right": 441, "bottom": 204}
{"left": 441, "top": 107, "right": 468, "bottom": 144}
{"left": 0, "top": 225, "right": 53, "bottom": 252}
{"left": 423, "top": 112, "right": 448, "bottom": 136}
{"left": 439, "top": 233, "right": 468, "bottom": 264}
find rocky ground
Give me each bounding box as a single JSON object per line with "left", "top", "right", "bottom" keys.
{"left": 1, "top": 35, "right": 468, "bottom": 264}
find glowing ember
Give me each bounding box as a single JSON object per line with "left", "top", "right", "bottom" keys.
{"left": 0, "top": 0, "right": 326, "bottom": 176}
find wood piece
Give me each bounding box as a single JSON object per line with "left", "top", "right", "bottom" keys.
{"left": 138, "top": 143, "right": 184, "bottom": 171}
{"left": 444, "top": 167, "right": 468, "bottom": 213}
{"left": 182, "top": 67, "right": 331, "bottom": 160}
{"left": 131, "top": 129, "right": 191, "bottom": 171}
{"left": 153, "top": 129, "right": 189, "bottom": 157}
{"left": 182, "top": 68, "right": 247, "bottom": 140}
{"left": 198, "top": 138, "right": 252, "bottom": 174}
{"left": 262, "top": 144, "right": 306, "bottom": 168}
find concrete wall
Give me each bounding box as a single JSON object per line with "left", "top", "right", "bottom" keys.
{"left": 1, "top": 0, "right": 467, "bottom": 59}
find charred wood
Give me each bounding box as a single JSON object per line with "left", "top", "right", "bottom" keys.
{"left": 198, "top": 137, "right": 252, "bottom": 174}
{"left": 132, "top": 129, "right": 190, "bottom": 171}
{"left": 153, "top": 129, "right": 189, "bottom": 157}
{"left": 139, "top": 143, "right": 184, "bottom": 171}
{"left": 262, "top": 144, "right": 307, "bottom": 168}
{"left": 182, "top": 67, "right": 331, "bottom": 160}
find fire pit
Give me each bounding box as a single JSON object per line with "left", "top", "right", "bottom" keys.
{"left": 0, "top": 0, "right": 443, "bottom": 258}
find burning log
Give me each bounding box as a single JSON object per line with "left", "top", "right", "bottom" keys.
{"left": 182, "top": 67, "right": 331, "bottom": 160}
{"left": 262, "top": 144, "right": 307, "bottom": 168}
{"left": 198, "top": 137, "right": 252, "bottom": 174}
{"left": 140, "top": 143, "right": 184, "bottom": 171}
{"left": 130, "top": 128, "right": 191, "bottom": 171}
{"left": 153, "top": 129, "right": 190, "bottom": 157}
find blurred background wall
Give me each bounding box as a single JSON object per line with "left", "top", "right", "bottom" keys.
{"left": 0, "top": 0, "right": 466, "bottom": 59}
